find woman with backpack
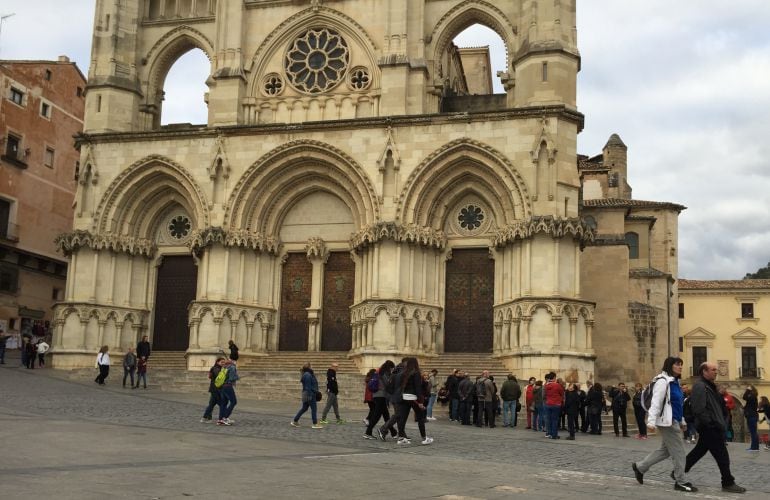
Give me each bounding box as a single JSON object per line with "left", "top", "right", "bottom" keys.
{"left": 290, "top": 362, "right": 322, "bottom": 429}
{"left": 201, "top": 357, "right": 226, "bottom": 423}
{"left": 217, "top": 358, "right": 239, "bottom": 425}
{"left": 367, "top": 360, "right": 397, "bottom": 440}
{"left": 631, "top": 356, "right": 698, "bottom": 493}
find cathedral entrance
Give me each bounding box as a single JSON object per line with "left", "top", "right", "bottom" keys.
{"left": 444, "top": 248, "right": 494, "bottom": 352}
{"left": 152, "top": 255, "right": 197, "bottom": 351}
{"left": 279, "top": 253, "right": 312, "bottom": 351}
{"left": 321, "top": 252, "right": 354, "bottom": 351}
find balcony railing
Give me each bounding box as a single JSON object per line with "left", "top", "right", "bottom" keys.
{"left": 739, "top": 367, "right": 763, "bottom": 379}
{"left": 0, "top": 222, "right": 19, "bottom": 242}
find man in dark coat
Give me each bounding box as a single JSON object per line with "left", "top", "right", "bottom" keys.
{"left": 445, "top": 369, "right": 460, "bottom": 421}
{"left": 685, "top": 362, "right": 745, "bottom": 494}
{"left": 136, "top": 335, "right": 151, "bottom": 360}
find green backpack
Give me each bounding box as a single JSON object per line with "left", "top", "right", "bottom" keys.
{"left": 214, "top": 367, "right": 228, "bottom": 388}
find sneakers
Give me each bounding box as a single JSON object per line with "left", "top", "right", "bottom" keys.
{"left": 426, "top": 417, "right": 436, "bottom": 421}
{"left": 674, "top": 482, "right": 698, "bottom": 493}
{"left": 396, "top": 437, "right": 411, "bottom": 445}
{"left": 721, "top": 483, "right": 746, "bottom": 494}
{"left": 641, "top": 435, "right": 648, "bottom": 440}
{"left": 336, "top": 419, "right": 346, "bottom": 424}
{"left": 311, "top": 424, "right": 323, "bottom": 429}
{"left": 319, "top": 419, "right": 329, "bottom": 424}
{"left": 363, "top": 418, "right": 369, "bottom": 425}
{"left": 746, "top": 448, "right": 760, "bottom": 452}
{"left": 632, "top": 463, "right": 644, "bottom": 484}
{"left": 375, "top": 428, "right": 386, "bottom": 441}
{"left": 363, "top": 434, "right": 376, "bottom": 440}
{"left": 200, "top": 417, "right": 212, "bottom": 424}
{"left": 421, "top": 436, "right": 434, "bottom": 445}
{"left": 216, "top": 419, "right": 231, "bottom": 426}
{"left": 223, "top": 418, "right": 234, "bottom": 425}
{"left": 290, "top": 421, "right": 300, "bottom": 427}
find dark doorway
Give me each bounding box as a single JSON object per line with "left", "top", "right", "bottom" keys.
{"left": 321, "top": 252, "right": 354, "bottom": 351}
{"left": 152, "top": 255, "right": 197, "bottom": 351}
{"left": 444, "top": 248, "right": 494, "bottom": 352}
{"left": 279, "top": 253, "right": 311, "bottom": 351}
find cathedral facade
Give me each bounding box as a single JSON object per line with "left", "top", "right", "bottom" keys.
{"left": 50, "top": 0, "right": 669, "bottom": 383}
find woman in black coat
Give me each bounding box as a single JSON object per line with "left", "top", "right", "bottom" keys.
{"left": 587, "top": 382, "right": 605, "bottom": 434}
{"left": 564, "top": 383, "right": 581, "bottom": 440}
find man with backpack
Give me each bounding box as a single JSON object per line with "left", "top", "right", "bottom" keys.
{"left": 475, "top": 370, "right": 495, "bottom": 428}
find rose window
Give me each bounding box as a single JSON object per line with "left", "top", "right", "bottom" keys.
{"left": 458, "top": 205, "right": 485, "bottom": 231}
{"left": 263, "top": 74, "right": 284, "bottom": 96}
{"left": 168, "top": 215, "right": 191, "bottom": 239}
{"left": 349, "top": 67, "right": 371, "bottom": 90}
{"left": 285, "top": 28, "right": 349, "bottom": 93}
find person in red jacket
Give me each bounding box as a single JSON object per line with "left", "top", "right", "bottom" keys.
{"left": 525, "top": 377, "right": 536, "bottom": 429}
{"left": 720, "top": 385, "right": 736, "bottom": 441}
{"left": 544, "top": 372, "right": 565, "bottom": 439}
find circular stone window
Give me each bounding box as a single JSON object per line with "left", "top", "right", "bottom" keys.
{"left": 262, "top": 73, "right": 284, "bottom": 96}
{"left": 168, "top": 215, "right": 192, "bottom": 240}
{"left": 285, "top": 28, "right": 349, "bottom": 93}
{"left": 458, "top": 204, "right": 486, "bottom": 231}
{"left": 348, "top": 67, "right": 371, "bottom": 91}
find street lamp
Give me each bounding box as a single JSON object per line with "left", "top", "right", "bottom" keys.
{"left": 0, "top": 13, "right": 16, "bottom": 57}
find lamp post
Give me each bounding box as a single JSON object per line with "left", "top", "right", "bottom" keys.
{"left": 0, "top": 13, "right": 16, "bottom": 57}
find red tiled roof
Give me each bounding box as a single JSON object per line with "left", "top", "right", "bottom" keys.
{"left": 678, "top": 279, "right": 770, "bottom": 290}
{"left": 583, "top": 198, "right": 686, "bottom": 211}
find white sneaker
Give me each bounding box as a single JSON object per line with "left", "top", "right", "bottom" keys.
{"left": 426, "top": 417, "right": 436, "bottom": 421}
{"left": 363, "top": 418, "right": 369, "bottom": 425}
{"left": 397, "top": 437, "right": 411, "bottom": 445}
{"left": 421, "top": 437, "right": 434, "bottom": 445}
{"left": 311, "top": 424, "right": 323, "bottom": 429}
{"left": 224, "top": 418, "right": 234, "bottom": 424}
{"left": 290, "top": 421, "right": 299, "bottom": 427}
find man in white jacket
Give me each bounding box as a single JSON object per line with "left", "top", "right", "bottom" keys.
{"left": 631, "top": 356, "right": 698, "bottom": 493}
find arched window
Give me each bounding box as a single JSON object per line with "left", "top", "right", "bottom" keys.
{"left": 452, "top": 24, "right": 506, "bottom": 95}
{"left": 161, "top": 48, "right": 210, "bottom": 126}
{"left": 625, "top": 232, "right": 639, "bottom": 259}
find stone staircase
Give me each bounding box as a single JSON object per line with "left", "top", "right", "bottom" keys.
{"left": 419, "top": 353, "right": 510, "bottom": 380}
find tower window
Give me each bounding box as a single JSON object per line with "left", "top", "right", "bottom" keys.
{"left": 625, "top": 232, "right": 639, "bottom": 259}
{"left": 741, "top": 303, "right": 754, "bottom": 319}
{"left": 542, "top": 62, "right": 548, "bottom": 82}
{"left": 9, "top": 87, "right": 24, "bottom": 106}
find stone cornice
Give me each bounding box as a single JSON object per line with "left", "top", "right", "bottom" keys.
{"left": 350, "top": 222, "right": 446, "bottom": 251}
{"left": 75, "top": 105, "right": 585, "bottom": 145}
{"left": 189, "top": 227, "right": 281, "bottom": 255}
{"left": 493, "top": 216, "right": 594, "bottom": 247}
{"left": 55, "top": 230, "right": 156, "bottom": 257}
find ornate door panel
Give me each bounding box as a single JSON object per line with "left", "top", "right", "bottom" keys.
{"left": 279, "top": 253, "right": 311, "bottom": 351}
{"left": 444, "top": 248, "right": 494, "bottom": 353}
{"left": 321, "top": 252, "right": 354, "bottom": 351}
{"left": 152, "top": 255, "right": 197, "bottom": 351}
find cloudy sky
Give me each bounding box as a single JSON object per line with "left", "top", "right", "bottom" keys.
{"left": 2, "top": 1, "right": 769, "bottom": 280}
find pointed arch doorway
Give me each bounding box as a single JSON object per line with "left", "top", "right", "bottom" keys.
{"left": 444, "top": 248, "right": 494, "bottom": 352}
{"left": 152, "top": 255, "right": 197, "bottom": 351}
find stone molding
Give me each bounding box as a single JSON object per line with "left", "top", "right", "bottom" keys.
{"left": 55, "top": 230, "right": 156, "bottom": 257}
{"left": 53, "top": 302, "right": 149, "bottom": 327}
{"left": 188, "top": 227, "right": 281, "bottom": 255}
{"left": 350, "top": 222, "right": 446, "bottom": 251}
{"left": 492, "top": 216, "right": 594, "bottom": 248}
{"left": 350, "top": 299, "right": 441, "bottom": 323}
{"left": 494, "top": 297, "right": 595, "bottom": 322}
{"left": 188, "top": 300, "right": 275, "bottom": 327}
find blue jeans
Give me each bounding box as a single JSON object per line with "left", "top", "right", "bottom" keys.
{"left": 502, "top": 400, "right": 516, "bottom": 426}
{"left": 293, "top": 397, "right": 318, "bottom": 424}
{"left": 746, "top": 414, "right": 759, "bottom": 450}
{"left": 426, "top": 393, "right": 437, "bottom": 418}
{"left": 219, "top": 385, "right": 237, "bottom": 419}
{"left": 546, "top": 404, "right": 561, "bottom": 437}
{"left": 450, "top": 398, "right": 460, "bottom": 420}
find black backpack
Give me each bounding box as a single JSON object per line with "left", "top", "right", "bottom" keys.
{"left": 641, "top": 376, "right": 667, "bottom": 416}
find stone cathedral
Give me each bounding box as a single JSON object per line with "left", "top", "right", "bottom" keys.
{"left": 51, "top": 0, "right": 681, "bottom": 384}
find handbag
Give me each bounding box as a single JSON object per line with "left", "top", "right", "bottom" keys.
{"left": 315, "top": 391, "right": 323, "bottom": 402}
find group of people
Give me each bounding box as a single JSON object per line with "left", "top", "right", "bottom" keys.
{"left": 20, "top": 337, "right": 49, "bottom": 369}
{"left": 93, "top": 335, "right": 152, "bottom": 387}
{"left": 442, "top": 369, "right": 522, "bottom": 429}
{"left": 200, "top": 356, "right": 239, "bottom": 425}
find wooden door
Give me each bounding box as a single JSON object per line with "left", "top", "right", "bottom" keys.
{"left": 279, "top": 253, "right": 312, "bottom": 351}
{"left": 321, "top": 252, "right": 354, "bottom": 351}
{"left": 444, "top": 248, "right": 494, "bottom": 353}
{"left": 152, "top": 255, "right": 197, "bottom": 351}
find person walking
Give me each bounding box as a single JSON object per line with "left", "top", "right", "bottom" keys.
{"left": 631, "top": 356, "right": 697, "bottom": 493}
{"left": 136, "top": 335, "right": 151, "bottom": 361}
{"left": 368, "top": 360, "right": 397, "bottom": 440}
{"left": 122, "top": 347, "right": 137, "bottom": 388}
{"left": 396, "top": 357, "right": 425, "bottom": 444}
{"left": 291, "top": 362, "right": 322, "bottom": 428}
{"left": 525, "top": 377, "right": 536, "bottom": 429}
{"left": 24, "top": 338, "right": 37, "bottom": 369}
{"left": 217, "top": 359, "right": 238, "bottom": 425}
{"left": 500, "top": 374, "right": 522, "bottom": 428}
{"left": 320, "top": 362, "right": 344, "bottom": 424}
{"left": 363, "top": 368, "right": 376, "bottom": 426}
{"left": 684, "top": 362, "right": 745, "bottom": 493}
{"left": 759, "top": 396, "right": 770, "bottom": 450}
{"left": 135, "top": 356, "right": 148, "bottom": 389}
{"left": 201, "top": 357, "right": 226, "bottom": 423}
{"left": 94, "top": 346, "right": 111, "bottom": 385}
{"left": 36, "top": 339, "right": 49, "bottom": 367}
{"left": 742, "top": 384, "right": 759, "bottom": 452}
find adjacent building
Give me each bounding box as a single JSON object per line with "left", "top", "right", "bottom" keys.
{"left": 678, "top": 279, "right": 769, "bottom": 400}
{"left": 0, "top": 57, "right": 85, "bottom": 343}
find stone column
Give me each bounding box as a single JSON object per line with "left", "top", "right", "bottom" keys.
{"left": 493, "top": 321, "right": 503, "bottom": 353}
{"left": 429, "top": 321, "right": 438, "bottom": 352}
{"left": 504, "top": 319, "right": 512, "bottom": 351}
{"left": 97, "top": 320, "right": 106, "bottom": 348}
{"left": 521, "top": 316, "right": 531, "bottom": 348}
{"left": 552, "top": 315, "right": 561, "bottom": 348}
{"left": 189, "top": 319, "right": 200, "bottom": 349}
{"left": 260, "top": 323, "right": 270, "bottom": 352}
{"left": 107, "top": 252, "right": 116, "bottom": 305}
{"left": 586, "top": 320, "right": 594, "bottom": 350}
{"left": 512, "top": 318, "right": 521, "bottom": 348}
{"left": 402, "top": 318, "right": 411, "bottom": 349}
{"left": 569, "top": 317, "right": 577, "bottom": 349}
{"left": 390, "top": 316, "right": 399, "bottom": 350}
{"left": 90, "top": 251, "right": 100, "bottom": 302}
{"left": 305, "top": 238, "right": 329, "bottom": 352}
{"left": 366, "top": 318, "right": 376, "bottom": 347}
{"left": 78, "top": 318, "right": 88, "bottom": 350}
{"left": 417, "top": 320, "right": 425, "bottom": 352}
